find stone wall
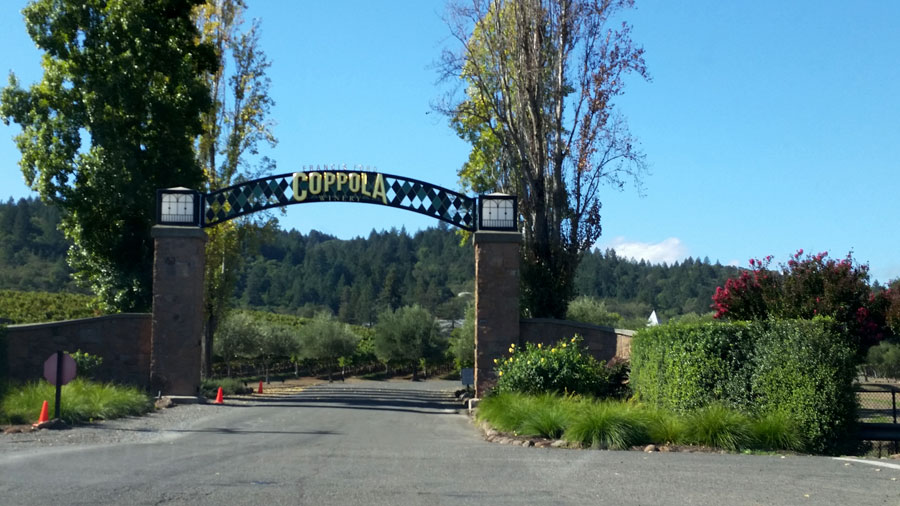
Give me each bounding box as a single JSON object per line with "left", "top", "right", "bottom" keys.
{"left": 5, "top": 314, "right": 151, "bottom": 388}
{"left": 519, "top": 318, "right": 633, "bottom": 363}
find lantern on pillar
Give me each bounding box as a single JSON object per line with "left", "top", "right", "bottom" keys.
{"left": 478, "top": 193, "right": 518, "bottom": 231}
{"left": 156, "top": 188, "right": 201, "bottom": 226}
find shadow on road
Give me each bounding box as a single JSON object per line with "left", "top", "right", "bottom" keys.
{"left": 79, "top": 425, "right": 342, "bottom": 436}
{"left": 223, "top": 384, "right": 463, "bottom": 415}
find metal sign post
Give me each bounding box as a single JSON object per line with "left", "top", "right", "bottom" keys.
{"left": 43, "top": 351, "right": 77, "bottom": 419}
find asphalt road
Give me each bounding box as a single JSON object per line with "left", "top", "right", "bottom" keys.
{"left": 1, "top": 379, "right": 898, "bottom": 505}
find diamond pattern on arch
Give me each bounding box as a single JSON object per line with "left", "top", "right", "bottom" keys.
{"left": 202, "top": 171, "right": 476, "bottom": 231}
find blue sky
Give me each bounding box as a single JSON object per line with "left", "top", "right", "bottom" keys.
{"left": 1, "top": 1, "right": 898, "bottom": 282}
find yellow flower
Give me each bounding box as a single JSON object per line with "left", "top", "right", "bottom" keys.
{"left": 571, "top": 337, "right": 577, "bottom": 343}
{"left": 537, "top": 343, "right": 542, "bottom": 349}
{"left": 510, "top": 343, "right": 516, "bottom": 348}
{"left": 562, "top": 343, "right": 567, "bottom": 348}
{"left": 493, "top": 358, "right": 499, "bottom": 364}
{"left": 541, "top": 357, "right": 545, "bottom": 363}
{"left": 498, "top": 371, "right": 503, "bottom": 376}
{"left": 551, "top": 348, "right": 557, "bottom": 353}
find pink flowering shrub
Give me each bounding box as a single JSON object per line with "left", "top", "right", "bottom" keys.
{"left": 712, "top": 250, "right": 894, "bottom": 350}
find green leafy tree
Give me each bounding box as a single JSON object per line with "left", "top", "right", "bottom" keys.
{"left": 865, "top": 341, "right": 900, "bottom": 379}
{"left": 213, "top": 311, "right": 259, "bottom": 376}
{"left": 438, "top": 0, "right": 650, "bottom": 317}
{"left": 298, "top": 312, "right": 360, "bottom": 381}
{"left": 195, "top": 0, "right": 277, "bottom": 378}
{"left": 712, "top": 251, "right": 893, "bottom": 352}
{"left": 255, "top": 322, "right": 297, "bottom": 383}
{"left": 450, "top": 302, "right": 475, "bottom": 369}
{"left": 0, "top": 0, "right": 217, "bottom": 311}
{"left": 374, "top": 305, "right": 447, "bottom": 380}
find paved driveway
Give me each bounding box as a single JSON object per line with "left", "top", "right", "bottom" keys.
{"left": 1, "top": 380, "right": 898, "bottom": 505}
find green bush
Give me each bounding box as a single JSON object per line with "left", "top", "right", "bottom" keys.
{"left": 866, "top": 340, "right": 900, "bottom": 379}
{"left": 66, "top": 349, "right": 103, "bottom": 380}
{"left": 495, "top": 336, "right": 622, "bottom": 397}
{"left": 566, "top": 296, "right": 624, "bottom": 327}
{"left": 631, "top": 318, "right": 858, "bottom": 453}
{"left": 1, "top": 378, "right": 151, "bottom": 425}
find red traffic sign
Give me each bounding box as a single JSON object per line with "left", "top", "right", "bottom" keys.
{"left": 44, "top": 352, "right": 77, "bottom": 386}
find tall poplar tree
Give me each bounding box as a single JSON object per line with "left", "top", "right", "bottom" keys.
{"left": 0, "top": 0, "right": 216, "bottom": 311}
{"left": 438, "top": 0, "right": 649, "bottom": 317}
{"left": 194, "top": 0, "right": 277, "bottom": 378}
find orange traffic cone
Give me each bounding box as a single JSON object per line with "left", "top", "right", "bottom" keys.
{"left": 258, "top": 380, "right": 263, "bottom": 394}
{"left": 214, "top": 387, "right": 224, "bottom": 404}
{"left": 33, "top": 400, "right": 49, "bottom": 426}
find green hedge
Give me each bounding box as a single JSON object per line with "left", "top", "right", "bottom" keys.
{"left": 630, "top": 321, "right": 754, "bottom": 412}
{"left": 631, "top": 318, "right": 857, "bottom": 453}
{"left": 750, "top": 319, "right": 857, "bottom": 453}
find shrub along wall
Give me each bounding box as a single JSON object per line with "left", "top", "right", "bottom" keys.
{"left": 630, "top": 318, "right": 857, "bottom": 453}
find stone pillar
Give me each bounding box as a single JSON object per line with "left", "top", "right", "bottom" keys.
{"left": 473, "top": 231, "right": 521, "bottom": 397}
{"left": 150, "top": 226, "right": 207, "bottom": 396}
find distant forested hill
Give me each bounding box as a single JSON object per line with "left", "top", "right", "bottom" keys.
{"left": 0, "top": 197, "right": 81, "bottom": 292}
{"left": 0, "top": 198, "right": 738, "bottom": 322}
{"left": 575, "top": 250, "right": 739, "bottom": 321}
{"left": 233, "top": 224, "right": 475, "bottom": 323}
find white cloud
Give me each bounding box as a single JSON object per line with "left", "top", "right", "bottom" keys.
{"left": 606, "top": 237, "right": 689, "bottom": 265}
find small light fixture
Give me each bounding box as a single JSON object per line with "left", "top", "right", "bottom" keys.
{"left": 478, "top": 193, "right": 518, "bottom": 231}
{"left": 156, "top": 188, "right": 200, "bottom": 226}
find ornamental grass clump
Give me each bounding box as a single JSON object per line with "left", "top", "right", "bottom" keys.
{"left": 476, "top": 392, "right": 535, "bottom": 433}
{"left": 684, "top": 404, "right": 753, "bottom": 451}
{"left": 516, "top": 394, "right": 580, "bottom": 439}
{"left": 750, "top": 410, "right": 805, "bottom": 451}
{"left": 644, "top": 406, "right": 687, "bottom": 445}
{"left": 1, "top": 378, "right": 151, "bottom": 425}
{"left": 563, "top": 401, "right": 650, "bottom": 449}
{"left": 495, "top": 336, "right": 624, "bottom": 398}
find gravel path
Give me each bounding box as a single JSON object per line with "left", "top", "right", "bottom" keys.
{"left": 0, "top": 401, "right": 227, "bottom": 453}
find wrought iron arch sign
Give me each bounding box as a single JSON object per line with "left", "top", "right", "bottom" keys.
{"left": 157, "top": 169, "right": 517, "bottom": 232}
